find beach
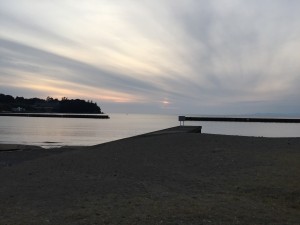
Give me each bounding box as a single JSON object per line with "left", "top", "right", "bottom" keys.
{"left": 0, "top": 126, "right": 299, "bottom": 224}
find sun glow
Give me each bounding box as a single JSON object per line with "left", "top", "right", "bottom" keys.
{"left": 162, "top": 99, "right": 170, "bottom": 105}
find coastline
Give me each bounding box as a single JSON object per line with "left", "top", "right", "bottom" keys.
{"left": 0, "top": 113, "right": 110, "bottom": 119}
{"left": 0, "top": 128, "right": 299, "bottom": 224}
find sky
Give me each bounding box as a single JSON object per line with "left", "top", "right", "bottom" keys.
{"left": 1, "top": 0, "right": 300, "bottom": 114}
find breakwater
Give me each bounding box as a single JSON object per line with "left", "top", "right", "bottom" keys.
{"left": 180, "top": 116, "right": 300, "bottom": 123}
{"left": 0, "top": 113, "right": 109, "bottom": 119}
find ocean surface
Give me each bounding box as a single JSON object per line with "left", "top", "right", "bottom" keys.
{"left": 1, "top": 113, "right": 300, "bottom": 148}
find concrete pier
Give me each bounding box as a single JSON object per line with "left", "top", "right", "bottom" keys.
{"left": 179, "top": 116, "right": 300, "bottom": 123}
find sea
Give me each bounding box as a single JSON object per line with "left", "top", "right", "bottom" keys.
{"left": 1, "top": 113, "right": 300, "bottom": 148}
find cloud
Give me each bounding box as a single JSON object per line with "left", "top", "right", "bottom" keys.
{"left": 0, "top": 38, "right": 163, "bottom": 100}
{"left": 1, "top": 0, "right": 300, "bottom": 114}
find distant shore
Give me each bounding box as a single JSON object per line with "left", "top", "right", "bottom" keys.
{"left": 0, "top": 127, "right": 299, "bottom": 224}
{"left": 0, "top": 113, "right": 109, "bottom": 119}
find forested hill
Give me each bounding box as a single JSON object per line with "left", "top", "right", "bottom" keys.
{"left": 0, "top": 94, "right": 102, "bottom": 114}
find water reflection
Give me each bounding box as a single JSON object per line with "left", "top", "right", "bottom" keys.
{"left": 1, "top": 114, "right": 300, "bottom": 147}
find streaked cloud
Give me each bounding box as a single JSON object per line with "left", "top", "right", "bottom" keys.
{"left": 1, "top": 0, "right": 300, "bottom": 114}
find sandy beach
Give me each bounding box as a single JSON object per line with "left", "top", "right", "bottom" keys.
{"left": 0, "top": 126, "right": 299, "bottom": 224}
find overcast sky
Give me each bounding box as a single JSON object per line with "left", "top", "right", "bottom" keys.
{"left": 1, "top": 0, "right": 300, "bottom": 114}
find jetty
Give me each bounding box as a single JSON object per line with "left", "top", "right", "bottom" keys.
{"left": 179, "top": 116, "right": 300, "bottom": 124}
{"left": 0, "top": 113, "right": 109, "bottom": 119}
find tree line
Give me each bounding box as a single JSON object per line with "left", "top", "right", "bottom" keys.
{"left": 0, "top": 94, "right": 102, "bottom": 114}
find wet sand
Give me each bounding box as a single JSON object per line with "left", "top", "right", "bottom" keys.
{"left": 0, "top": 127, "right": 299, "bottom": 224}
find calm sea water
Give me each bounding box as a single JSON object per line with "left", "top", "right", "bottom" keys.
{"left": 1, "top": 113, "right": 300, "bottom": 148}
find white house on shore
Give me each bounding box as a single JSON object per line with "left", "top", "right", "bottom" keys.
{"left": 12, "top": 107, "right": 25, "bottom": 112}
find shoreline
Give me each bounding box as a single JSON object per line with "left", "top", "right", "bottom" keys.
{"left": 2, "top": 126, "right": 300, "bottom": 149}
{"left": 0, "top": 128, "right": 299, "bottom": 224}
{"left": 0, "top": 113, "right": 110, "bottom": 119}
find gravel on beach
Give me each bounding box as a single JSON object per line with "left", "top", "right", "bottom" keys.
{"left": 0, "top": 129, "right": 299, "bottom": 225}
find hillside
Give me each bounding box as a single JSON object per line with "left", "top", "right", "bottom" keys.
{"left": 0, "top": 94, "right": 102, "bottom": 114}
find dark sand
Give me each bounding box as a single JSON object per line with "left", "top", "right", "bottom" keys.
{"left": 0, "top": 127, "right": 299, "bottom": 225}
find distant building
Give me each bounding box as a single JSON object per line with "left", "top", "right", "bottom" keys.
{"left": 33, "top": 106, "right": 54, "bottom": 113}
{"left": 12, "top": 107, "right": 25, "bottom": 112}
